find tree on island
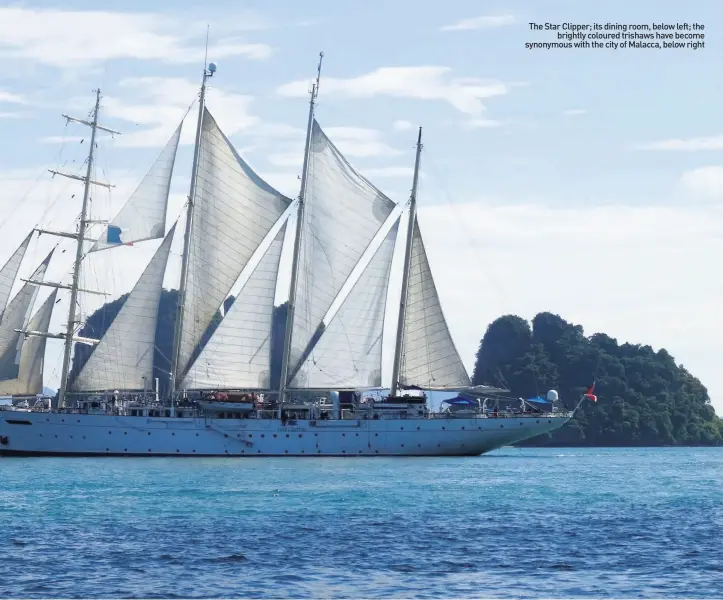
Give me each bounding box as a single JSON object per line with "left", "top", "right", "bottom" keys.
{"left": 473, "top": 312, "right": 723, "bottom": 446}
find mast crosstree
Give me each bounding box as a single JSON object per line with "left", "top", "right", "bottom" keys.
{"left": 39, "top": 89, "right": 120, "bottom": 408}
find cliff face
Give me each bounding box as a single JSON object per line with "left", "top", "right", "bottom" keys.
{"left": 473, "top": 312, "right": 722, "bottom": 446}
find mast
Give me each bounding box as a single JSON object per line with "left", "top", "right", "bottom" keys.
{"left": 170, "top": 55, "right": 216, "bottom": 396}
{"left": 390, "top": 127, "right": 423, "bottom": 397}
{"left": 278, "top": 51, "right": 323, "bottom": 405}
{"left": 57, "top": 90, "right": 102, "bottom": 408}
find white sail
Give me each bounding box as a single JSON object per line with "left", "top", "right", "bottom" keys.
{"left": 0, "top": 232, "right": 32, "bottom": 323}
{"left": 290, "top": 217, "right": 400, "bottom": 389}
{"left": 90, "top": 123, "right": 181, "bottom": 252}
{"left": 399, "top": 217, "right": 470, "bottom": 389}
{"left": 288, "top": 120, "right": 397, "bottom": 381}
{"left": 73, "top": 225, "right": 176, "bottom": 391}
{"left": 183, "top": 222, "right": 287, "bottom": 390}
{"left": 176, "top": 108, "right": 292, "bottom": 383}
{"left": 0, "top": 289, "right": 57, "bottom": 396}
{"left": 0, "top": 251, "right": 52, "bottom": 381}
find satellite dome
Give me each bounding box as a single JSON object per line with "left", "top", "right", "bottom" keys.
{"left": 208, "top": 62, "right": 217, "bottom": 73}
{"left": 546, "top": 389, "right": 559, "bottom": 402}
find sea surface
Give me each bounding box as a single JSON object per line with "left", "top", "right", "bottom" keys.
{"left": 1, "top": 448, "right": 722, "bottom": 598}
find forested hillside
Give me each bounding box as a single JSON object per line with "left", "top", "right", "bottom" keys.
{"left": 473, "top": 312, "right": 722, "bottom": 446}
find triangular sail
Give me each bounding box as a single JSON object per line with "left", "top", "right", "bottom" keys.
{"left": 90, "top": 123, "right": 182, "bottom": 252}
{"left": 290, "top": 217, "right": 400, "bottom": 389}
{"left": 176, "top": 108, "right": 292, "bottom": 384}
{"left": 183, "top": 222, "right": 287, "bottom": 390}
{"left": 0, "top": 251, "right": 52, "bottom": 381}
{"left": 0, "top": 232, "right": 32, "bottom": 323}
{"left": 288, "top": 120, "right": 397, "bottom": 381}
{"left": 398, "top": 218, "right": 470, "bottom": 389}
{"left": 0, "top": 289, "right": 57, "bottom": 396}
{"left": 73, "top": 225, "right": 176, "bottom": 391}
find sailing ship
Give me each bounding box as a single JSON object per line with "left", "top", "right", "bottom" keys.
{"left": 0, "top": 56, "right": 574, "bottom": 456}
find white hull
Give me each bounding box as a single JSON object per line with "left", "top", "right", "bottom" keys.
{"left": 0, "top": 411, "right": 570, "bottom": 456}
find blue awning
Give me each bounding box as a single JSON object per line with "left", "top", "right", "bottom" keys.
{"left": 527, "top": 396, "right": 551, "bottom": 404}
{"left": 442, "top": 397, "right": 478, "bottom": 406}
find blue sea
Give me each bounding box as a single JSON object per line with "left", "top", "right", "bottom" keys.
{"left": 1, "top": 448, "right": 722, "bottom": 598}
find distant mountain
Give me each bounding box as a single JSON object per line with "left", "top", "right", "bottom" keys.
{"left": 473, "top": 312, "right": 723, "bottom": 447}
{"left": 42, "top": 386, "right": 56, "bottom": 397}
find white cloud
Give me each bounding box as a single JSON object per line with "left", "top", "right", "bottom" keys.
{"left": 467, "top": 118, "right": 502, "bottom": 129}
{"left": 267, "top": 152, "right": 302, "bottom": 168}
{"left": 96, "top": 77, "right": 303, "bottom": 149}
{"left": 277, "top": 67, "right": 508, "bottom": 117}
{"left": 0, "top": 91, "right": 25, "bottom": 104}
{"left": 265, "top": 127, "right": 404, "bottom": 190}
{"left": 41, "top": 136, "right": 85, "bottom": 145}
{"left": 250, "top": 123, "right": 306, "bottom": 138}
{"left": 361, "top": 167, "right": 415, "bottom": 179}
{"left": 440, "top": 14, "right": 515, "bottom": 32}
{"left": 563, "top": 109, "right": 587, "bottom": 116}
{"left": 415, "top": 201, "right": 723, "bottom": 412}
{"left": 393, "top": 120, "right": 413, "bottom": 132}
{"left": 101, "top": 77, "right": 259, "bottom": 148}
{"left": 268, "top": 126, "right": 401, "bottom": 163}
{"left": 324, "top": 126, "right": 402, "bottom": 158}
{"left": 635, "top": 135, "right": 723, "bottom": 151}
{"left": 0, "top": 8, "right": 272, "bottom": 68}
{"left": 259, "top": 171, "right": 301, "bottom": 199}
{"left": 0, "top": 111, "right": 28, "bottom": 119}
{"left": 679, "top": 165, "right": 723, "bottom": 199}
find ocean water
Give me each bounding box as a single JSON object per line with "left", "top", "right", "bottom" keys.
{"left": 1, "top": 448, "right": 722, "bottom": 598}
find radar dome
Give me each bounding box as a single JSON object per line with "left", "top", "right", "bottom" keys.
{"left": 208, "top": 62, "right": 217, "bottom": 73}
{"left": 546, "top": 390, "right": 559, "bottom": 402}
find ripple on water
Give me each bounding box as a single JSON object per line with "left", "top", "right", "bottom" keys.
{"left": 1, "top": 449, "right": 723, "bottom": 598}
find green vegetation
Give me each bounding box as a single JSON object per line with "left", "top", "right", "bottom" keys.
{"left": 72, "top": 293, "right": 721, "bottom": 446}
{"left": 473, "top": 312, "right": 723, "bottom": 446}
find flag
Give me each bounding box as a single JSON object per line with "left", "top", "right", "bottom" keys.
{"left": 106, "top": 225, "right": 133, "bottom": 246}
{"left": 584, "top": 383, "right": 597, "bottom": 402}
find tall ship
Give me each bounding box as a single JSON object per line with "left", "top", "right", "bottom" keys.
{"left": 0, "top": 56, "right": 574, "bottom": 456}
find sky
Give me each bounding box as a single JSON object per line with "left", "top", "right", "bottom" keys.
{"left": 0, "top": 0, "right": 721, "bottom": 412}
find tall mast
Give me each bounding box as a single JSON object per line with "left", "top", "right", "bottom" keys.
{"left": 390, "top": 127, "right": 423, "bottom": 397}
{"left": 278, "top": 51, "right": 323, "bottom": 405}
{"left": 170, "top": 54, "right": 216, "bottom": 396}
{"left": 57, "top": 90, "right": 102, "bottom": 408}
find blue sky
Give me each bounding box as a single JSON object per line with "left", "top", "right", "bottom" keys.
{"left": 0, "top": 0, "right": 721, "bottom": 410}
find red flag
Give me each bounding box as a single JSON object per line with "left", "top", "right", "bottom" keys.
{"left": 584, "top": 383, "right": 597, "bottom": 402}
